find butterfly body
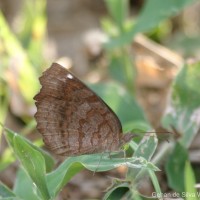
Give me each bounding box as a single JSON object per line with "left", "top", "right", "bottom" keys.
{"left": 34, "top": 63, "right": 134, "bottom": 156}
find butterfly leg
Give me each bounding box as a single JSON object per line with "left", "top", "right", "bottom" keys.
{"left": 93, "top": 151, "right": 105, "bottom": 176}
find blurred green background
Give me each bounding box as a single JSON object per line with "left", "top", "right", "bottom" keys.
{"left": 1, "top": 0, "right": 200, "bottom": 199}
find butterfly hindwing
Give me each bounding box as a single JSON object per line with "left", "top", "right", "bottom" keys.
{"left": 34, "top": 63, "right": 123, "bottom": 156}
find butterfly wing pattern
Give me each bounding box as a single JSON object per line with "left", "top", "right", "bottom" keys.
{"left": 34, "top": 63, "right": 134, "bottom": 156}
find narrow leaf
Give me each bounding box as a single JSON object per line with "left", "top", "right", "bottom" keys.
{"left": 184, "top": 161, "right": 198, "bottom": 200}
{"left": 165, "top": 142, "right": 188, "bottom": 192}
{"left": 13, "top": 135, "right": 50, "bottom": 200}
{"left": 105, "top": 0, "right": 128, "bottom": 31}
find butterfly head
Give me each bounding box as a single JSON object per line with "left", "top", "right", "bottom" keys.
{"left": 119, "top": 132, "right": 136, "bottom": 147}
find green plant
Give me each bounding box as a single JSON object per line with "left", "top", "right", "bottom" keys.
{"left": 1, "top": 0, "right": 200, "bottom": 199}
{"left": 1, "top": 126, "right": 159, "bottom": 200}
{"left": 0, "top": 0, "right": 47, "bottom": 171}
{"left": 99, "top": 0, "right": 200, "bottom": 198}
{"left": 163, "top": 62, "right": 200, "bottom": 198}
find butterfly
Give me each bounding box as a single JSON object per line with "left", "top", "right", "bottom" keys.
{"left": 34, "top": 63, "right": 135, "bottom": 156}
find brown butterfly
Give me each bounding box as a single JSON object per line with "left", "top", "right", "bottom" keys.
{"left": 34, "top": 63, "right": 134, "bottom": 156}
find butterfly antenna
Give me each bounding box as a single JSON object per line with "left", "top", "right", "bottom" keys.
{"left": 135, "top": 131, "right": 172, "bottom": 134}
{"left": 132, "top": 131, "right": 173, "bottom": 139}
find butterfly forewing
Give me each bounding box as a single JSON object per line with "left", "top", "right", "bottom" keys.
{"left": 34, "top": 63, "right": 123, "bottom": 156}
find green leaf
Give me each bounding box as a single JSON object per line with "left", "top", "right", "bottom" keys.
{"left": 105, "top": 0, "right": 128, "bottom": 32}
{"left": 2, "top": 128, "right": 51, "bottom": 200}
{"left": 103, "top": 183, "right": 129, "bottom": 200}
{"left": 19, "top": 0, "right": 47, "bottom": 71}
{"left": 81, "top": 154, "right": 158, "bottom": 172}
{"left": 148, "top": 170, "right": 162, "bottom": 197}
{"left": 89, "top": 82, "right": 147, "bottom": 127}
{"left": 165, "top": 142, "right": 188, "bottom": 193}
{"left": 108, "top": 55, "right": 128, "bottom": 86}
{"left": 127, "top": 133, "right": 158, "bottom": 180}
{"left": 107, "top": 49, "right": 136, "bottom": 93}
{"left": 133, "top": 133, "right": 158, "bottom": 160}
{"left": 13, "top": 135, "right": 50, "bottom": 200}
{"left": 184, "top": 161, "right": 198, "bottom": 200}
{"left": 3, "top": 127, "right": 55, "bottom": 172}
{"left": 180, "top": 110, "right": 199, "bottom": 148}
{"left": 0, "top": 84, "right": 9, "bottom": 133}
{"left": 123, "top": 121, "right": 151, "bottom": 134}
{"left": 14, "top": 168, "right": 40, "bottom": 200}
{"left": 47, "top": 160, "right": 84, "bottom": 198}
{"left": 133, "top": 0, "right": 196, "bottom": 36}
{"left": 0, "top": 148, "right": 15, "bottom": 172}
{"left": 0, "top": 11, "right": 39, "bottom": 104}
{"left": 47, "top": 154, "right": 155, "bottom": 198}
{"left": 105, "top": 0, "right": 197, "bottom": 48}
{"left": 173, "top": 63, "right": 200, "bottom": 111}
{"left": 162, "top": 63, "right": 200, "bottom": 147}
{"left": 0, "top": 182, "right": 19, "bottom": 199}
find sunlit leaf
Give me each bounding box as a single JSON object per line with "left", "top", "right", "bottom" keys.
{"left": 13, "top": 135, "right": 50, "bottom": 200}
{"left": 0, "top": 11, "right": 39, "bottom": 104}
{"left": 0, "top": 148, "right": 15, "bottom": 172}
